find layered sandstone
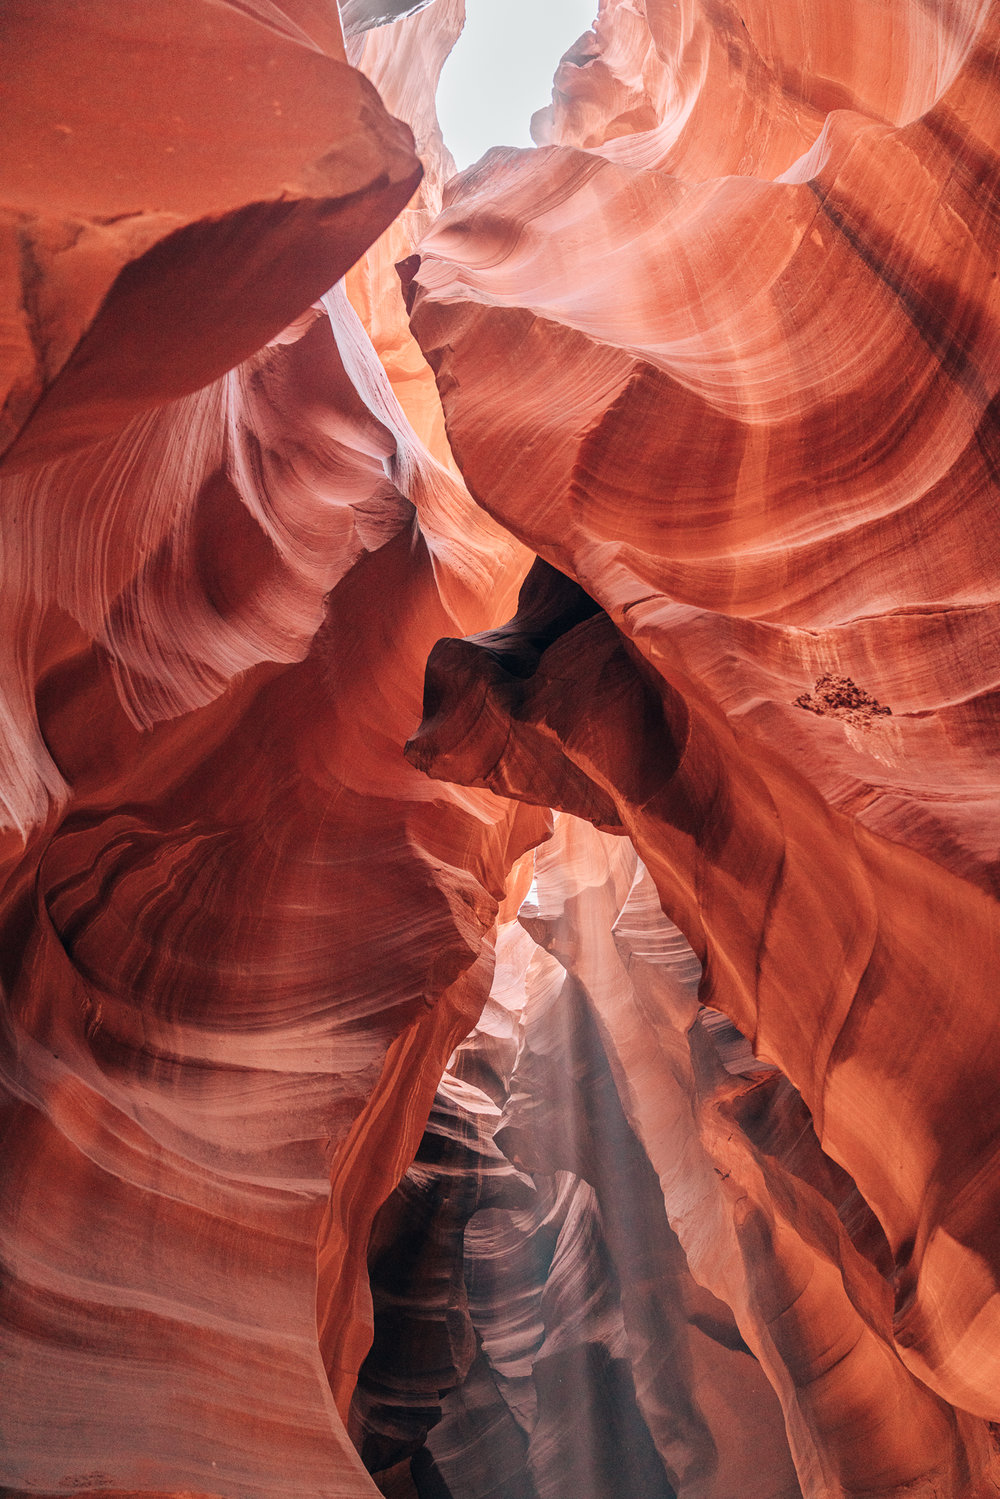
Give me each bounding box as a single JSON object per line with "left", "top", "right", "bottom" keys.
{"left": 0, "top": 4, "right": 535, "bottom": 1495}
{"left": 3, "top": 0, "right": 1000, "bottom": 1497}
{"left": 402, "top": 0, "right": 1000, "bottom": 1493}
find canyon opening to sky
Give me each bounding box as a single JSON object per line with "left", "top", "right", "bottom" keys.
{"left": 2, "top": 3, "right": 1000, "bottom": 1499}
{"left": 437, "top": 0, "right": 597, "bottom": 165}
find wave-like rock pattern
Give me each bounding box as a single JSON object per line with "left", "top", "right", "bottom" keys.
{"left": 520, "top": 813, "right": 997, "bottom": 1498}
{"left": 0, "top": 3, "right": 540, "bottom": 1495}
{"left": 6, "top": 0, "right": 1000, "bottom": 1495}
{"left": 407, "top": 560, "right": 1000, "bottom": 1494}
{"left": 353, "top": 910, "right": 752, "bottom": 1499}
{"left": 402, "top": 0, "right": 1000, "bottom": 1476}
{"left": 407, "top": 0, "right": 1000, "bottom": 899}
{"left": 385, "top": 788, "right": 1000, "bottom": 1497}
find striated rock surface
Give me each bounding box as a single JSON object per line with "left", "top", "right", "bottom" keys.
{"left": 408, "top": 558, "right": 1000, "bottom": 1491}
{"left": 401, "top": 0, "right": 1000, "bottom": 1492}
{"left": 344, "top": 0, "right": 469, "bottom": 468}
{"left": 5, "top": 0, "right": 1000, "bottom": 1496}
{"left": 0, "top": 0, "right": 420, "bottom": 471}
{"left": 407, "top": 0, "right": 1000, "bottom": 898}
{"left": 0, "top": 3, "right": 536, "bottom": 1495}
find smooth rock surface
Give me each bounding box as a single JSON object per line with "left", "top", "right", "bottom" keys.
{"left": 405, "top": 1, "right": 1000, "bottom": 1463}
{"left": 5, "top": 0, "right": 1000, "bottom": 1495}
{"left": 0, "top": 4, "right": 537, "bottom": 1495}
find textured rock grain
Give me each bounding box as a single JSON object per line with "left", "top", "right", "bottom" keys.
{"left": 0, "top": 4, "right": 537, "bottom": 1495}
{"left": 402, "top": 0, "right": 1000, "bottom": 1483}
{"left": 5, "top": 0, "right": 1000, "bottom": 1496}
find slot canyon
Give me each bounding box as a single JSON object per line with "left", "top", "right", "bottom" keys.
{"left": 3, "top": 1, "right": 1000, "bottom": 1495}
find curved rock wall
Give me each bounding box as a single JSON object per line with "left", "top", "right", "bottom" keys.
{"left": 3, "top": 0, "right": 1000, "bottom": 1496}
{"left": 401, "top": 0, "right": 1000, "bottom": 1492}
{"left": 0, "top": 4, "right": 537, "bottom": 1494}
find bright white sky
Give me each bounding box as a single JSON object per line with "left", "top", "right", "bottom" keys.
{"left": 437, "top": 0, "right": 598, "bottom": 169}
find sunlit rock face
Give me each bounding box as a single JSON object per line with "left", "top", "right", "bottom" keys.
{"left": 343, "top": 0, "right": 469, "bottom": 470}
{"left": 0, "top": 3, "right": 536, "bottom": 1495}
{"left": 4, "top": 0, "right": 1000, "bottom": 1497}
{"left": 354, "top": 867, "right": 806, "bottom": 1499}
{"left": 401, "top": 0, "right": 1000, "bottom": 1493}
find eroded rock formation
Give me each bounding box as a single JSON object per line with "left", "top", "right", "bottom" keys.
{"left": 3, "top": 0, "right": 1000, "bottom": 1497}
{"left": 0, "top": 4, "right": 536, "bottom": 1493}
{"left": 402, "top": 0, "right": 1000, "bottom": 1490}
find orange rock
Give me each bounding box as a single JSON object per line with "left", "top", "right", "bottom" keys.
{"left": 0, "top": 0, "right": 419, "bottom": 469}
{"left": 407, "top": 563, "right": 1000, "bottom": 1490}
{"left": 5, "top": 0, "right": 1000, "bottom": 1493}
{"left": 404, "top": 14, "right": 1000, "bottom": 1473}
{"left": 0, "top": 5, "right": 535, "bottom": 1495}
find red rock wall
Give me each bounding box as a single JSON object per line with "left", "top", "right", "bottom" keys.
{"left": 0, "top": 4, "right": 538, "bottom": 1494}
{"left": 4, "top": 0, "right": 1000, "bottom": 1497}
{"left": 401, "top": 0, "right": 1000, "bottom": 1492}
